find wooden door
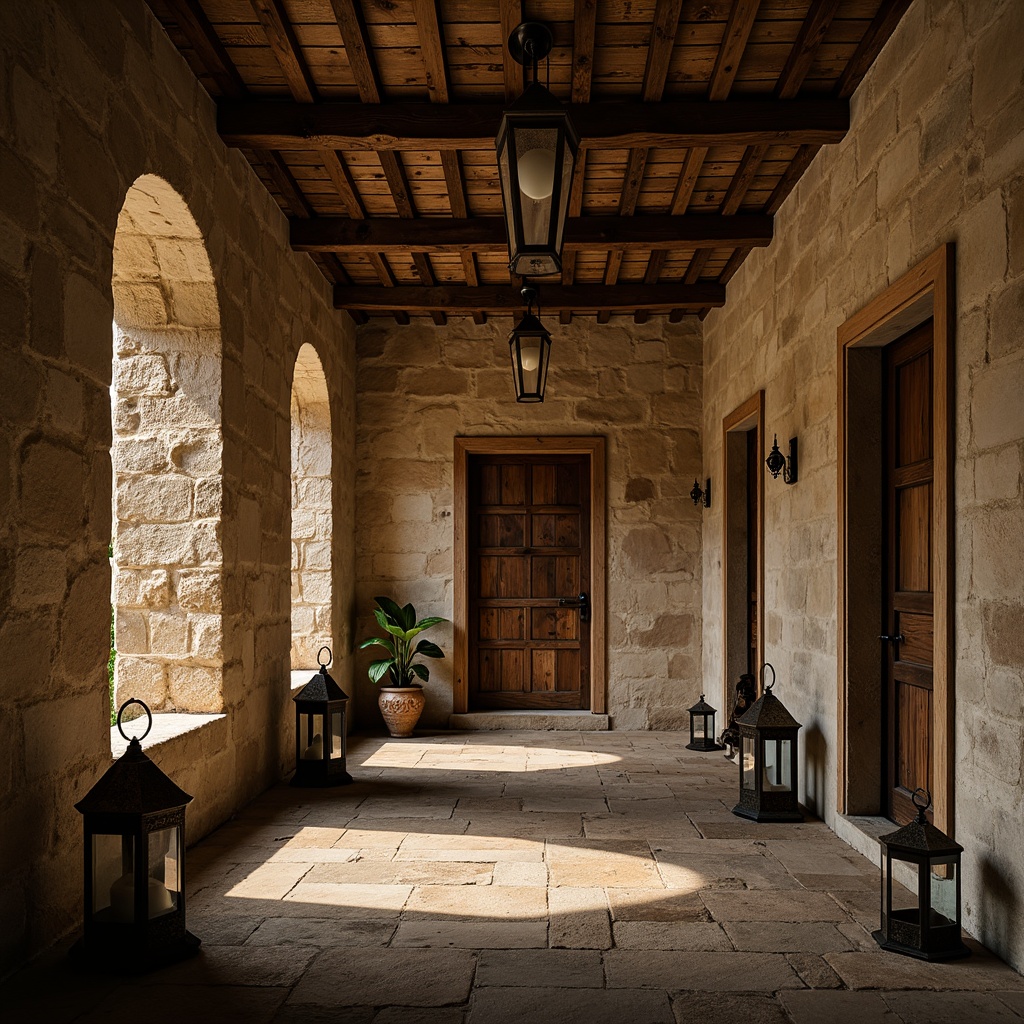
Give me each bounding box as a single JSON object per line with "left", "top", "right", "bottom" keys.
{"left": 885, "top": 320, "right": 934, "bottom": 825}
{"left": 468, "top": 454, "right": 590, "bottom": 710}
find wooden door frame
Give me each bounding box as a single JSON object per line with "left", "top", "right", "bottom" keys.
{"left": 453, "top": 436, "right": 607, "bottom": 715}
{"left": 722, "top": 391, "right": 765, "bottom": 707}
{"left": 837, "top": 243, "right": 955, "bottom": 834}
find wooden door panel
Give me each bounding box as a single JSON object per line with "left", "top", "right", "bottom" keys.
{"left": 897, "top": 483, "right": 931, "bottom": 592}
{"left": 469, "top": 453, "right": 590, "bottom": 711}
{"left": 886, "top": 321, "right": 934, "bottom": 825}
{"left": 896, "top": 681, "right": 931, "bottom": 794}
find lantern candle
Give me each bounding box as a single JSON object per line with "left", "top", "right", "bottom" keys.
{"left": 302, "top": 734, "right": 323, "bottom": 760}
{"left": 109, "top": 873, "right": 174, "bottom": 922}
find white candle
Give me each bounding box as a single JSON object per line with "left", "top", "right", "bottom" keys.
{"left": 109, "top": 872, "right": 174, "bottom": 922}
{"left": 302, "top": 733, "right": 323, "bottom": 760}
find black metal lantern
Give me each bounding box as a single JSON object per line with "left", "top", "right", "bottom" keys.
{"left": 766, "top": 434, "right": 798, "bottom": 483}
{"left": 292, "top": 646, "right": 352, "bottom": 787}
{"left": 686, "top": 694, "right": 724, "bottom": 751}
{"left": 495, "top": 22, "right": 579, "bottom": 277}
{"left": 509, "top": 285, "right": 552, "bottom": 403}
{"left": 732, "top": 663, "right": 803, "bottom": 823}
{"left": 873, "top": 789, "right": 970, "bottom": 961}
{"left": 72, "top": 699, "right": 199, "bottom": 970}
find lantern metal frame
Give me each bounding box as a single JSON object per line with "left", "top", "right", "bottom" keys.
{"left": 495, "top": 21, "right": 579, "bottom": 278}
{"left": 686, "top": 693, "right": 724, "bottom": 751}
{"left": 689, "top": 477, "right": 712, "bottom": 508}
{"left": 732, "top": 663, "right": 804, "bottom": 823}
{"left": 872, "top": 788, "right": 970, "bottom": 961}
{"left": 291, "top": 646, "right": 353, "bottom": 788}
{"left": 509, "top": 285, "right": 552, "bottom": 403}
{"left": 73, "top": 699, "right": 200, "bottom": 971}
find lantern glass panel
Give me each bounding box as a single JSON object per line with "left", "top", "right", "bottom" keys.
{"left": 741, "top": 734, "right": 756, "bottom": 790}
{"left": 498, "top": 137, "right": 514, "bottom": 234}
{"left": 514, "top": 126, "right": 556, "bottom": 244}
{"left": 300, "top": 713, "right": 324, "bottom": 759}
{"left": 693, "top": 716, "right": 705, "bottom": 740}
{"left": 764, "top": 738, "right": 792, "bottom": 791}
{"left": 147, "top": 826, "right": 181, "bottom": 918}
{"left": 93, "top": 833, "right": 131, "bottom": 917}
{"left": 331, "top": 711, "right": 344, "bottom": 759}
{"left": 930, "top": 857, "right": 958, "bottom": 925}
{"left": 886, "top": 856, "right": 919, "bottom": 914}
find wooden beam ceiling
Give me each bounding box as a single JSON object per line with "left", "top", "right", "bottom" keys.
{"left": 148, "top": 0, "right": 913, "bottom": 323}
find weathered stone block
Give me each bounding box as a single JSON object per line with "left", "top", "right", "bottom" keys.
{"left": 18, "top": 438, "right": 85, "bottom": 538}
{"left": 150, "top": 611, "right": 189, "bottom": 655}
{"left": 176, "top": 568, "right": 221, "bottom": 612}
{"left": 116, "top": 473, "right": 192, "bottom": 523}
{"left": 167, "top": 664, "right": 224, "bottom": 713}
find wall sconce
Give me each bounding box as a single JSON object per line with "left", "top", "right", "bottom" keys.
{"left": 690, "top": 478, "right": 711, "bottom": 508}
{"left": 766, "top": 435, "right": 798, "bottom": 484}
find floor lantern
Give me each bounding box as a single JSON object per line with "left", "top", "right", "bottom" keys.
{"left": 686, "top": 694, "right": 724, "bottom": 751}
{"left": 732, "top": 663, "right": 803, "bottom": 823}
{"left": 873, "top": 788, "right": 970, "bottom": 961}
{"left": 291, "top": 645, "right": 352, "bottom": 787}
{"left": 73, "top": 699, "right": 200, "bottom": 970}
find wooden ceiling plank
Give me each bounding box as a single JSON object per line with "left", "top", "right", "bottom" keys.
{"left": 164, "top": 0, "right": 246, "bottom": 98}
{"left": 500, "top": 0, "right": 525, "bottom": 103}
{"left": 327, "top": 0, "right": 382, "bottom": 103}
{"left": 216, "top": 98, "right": 850, "bottom": 151}
{"left": 708, "top": 0, "right": 763, "bottom": 102}
{"left": 259, "top": 150, "right": 315, "bottom": 219}
{"left": 334, "top": 282, "right": 727, "bottom": 313}
{"left": 290, "top": 213, "right": 774, "bottom": 252}
{"left": 836, "top": 0, "right": 914, "bottom": 99}
{"left": 248, "top": 0, "right": 318, "bottom": 103}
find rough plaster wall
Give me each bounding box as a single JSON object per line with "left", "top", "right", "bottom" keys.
{"left": 354, "top": 316, "right": 703, "bottom": 733}
{"left": 0, "top": 0, "right": 356, "bottom": 973}
{"left": 701, "top": 0, "right": 1024, "bottom": 970}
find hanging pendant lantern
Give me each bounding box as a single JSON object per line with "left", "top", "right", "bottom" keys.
{"left": 495, "top": 22, "right": 579, "bottom": 277}
{"left": 873, "top": 788, "right": 970, "bottom": 961}
{"left": 732, "top": 663, "right": 804, "bottom": 823}
{"left": 509, "top": 285, "right": 552, "bottom": 403}
{"left": 72, "top": 699, "right": 200, "bottom": 971}
{"left": 291, "top": 646, "right": 353, "bottom": 788}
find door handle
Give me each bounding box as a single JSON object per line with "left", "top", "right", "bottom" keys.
{"left": 558, "top": 592, "right": 590, "bottom": 623}
{"left": 878, "top": 634, "right": 905, "bottom": 645}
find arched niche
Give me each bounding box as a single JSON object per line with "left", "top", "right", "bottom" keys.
{"left": 110, "top": 174, "right": 224, "bottom": 717}
{"left": 290, "top": 343, "right": 334, "bottom": 672}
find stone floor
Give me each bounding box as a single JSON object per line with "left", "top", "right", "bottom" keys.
{"left": 4, "top": 731, "right": 1024, "bottom": 1023}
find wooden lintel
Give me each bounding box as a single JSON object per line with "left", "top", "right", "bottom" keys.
{"left": 218, "top": 98, "right": 849, "bottom": 151}
{"left": 292, "top": 214, "right": 772, "bottom": 253}
{"left": 332, "top": 282, "right": 726, "bottom": 313}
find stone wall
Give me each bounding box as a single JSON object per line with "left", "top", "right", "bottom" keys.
{"left": 701, "top": 0, "right": 1024, "bottom": 970}
{"left": 0, "top": 0, "right": 355, "bottom": 973}
{"left": 354, "top": 316, "right": 704, "bottom": 732}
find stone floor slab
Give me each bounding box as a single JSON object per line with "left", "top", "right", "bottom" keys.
{"left": 288, "top": 948, "right": 476, "bottom": 1007}
{"left": 282, "top": 882, "right": 412, "bottom": 917}
{"left": 604, "top": 950, "right": 804, "bottom": 992}
{"left": 606, "top": 888, "right": 710, "bottom": 922}
{"left": 825, "top": 948, "right": 1024, "bottom": 991}
{"left": 245, "top": 917, "right": 395, "bottom": 946}
{"left": 780, "top": 990, "right": 903, "bottom": 1024}
{"left": 405, "top": 884, "right": 547, "bottom": 920}
{"left": 669, "top": 992, "right": 791, "bottom": 1024}
{"left": 307, "top": 860, "right": 493, "bottom": 886}
{"left": 612, "top": 921, "right": 732, "bottom": 951}
{"left": 475, "top": 949, "right": 605, "bottom": 988}
{"left": 881, "top": 989, "right": 1024, "bottom": 1022}
{"left": 548, "top": 886, "right": 613, "bottom": 949}
{"left": 467, "top": 987, "right": 674, "bottom": 1024}
{"left": 723, "top": 920, "right": 855, "bottom": 952}
{"left": 701, "top": 889, "right": 848, "bottom": 922}
{"left": 390, "top": 920, "right": 548, "bottom": 948}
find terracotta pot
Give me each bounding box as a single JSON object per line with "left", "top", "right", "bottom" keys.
{"left": 378, "top": 686, "right": 426, "bottom": 738}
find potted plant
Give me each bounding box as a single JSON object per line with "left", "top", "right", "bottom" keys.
{"left": 358, "top": 596, "right": 447, "bottom": 737}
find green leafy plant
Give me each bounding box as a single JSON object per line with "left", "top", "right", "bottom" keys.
{"left": 358, "top": 596, "right": 447, "bottom": 687}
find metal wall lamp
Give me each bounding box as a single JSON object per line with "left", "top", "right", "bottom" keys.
{"left": 690, "top": 478, "right": 712, "bottom": 507}
{"left": 509, "top": 285, "right": 552, "bottom": 403}
{"left": 766, "top": 435, "right": 798, "bottom": 484}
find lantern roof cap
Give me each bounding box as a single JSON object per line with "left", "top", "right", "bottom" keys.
{"left": 879, "top": 817, "right": 963, "bottom": 855}
{"left": 687, "top": 693, "right": 717, "bottom": 716}
{"left": 510, "top": 311, "right": 550, "bottom": 339}
{"left": 507, "top": 81, "right": 571, "bottom": 116}
{"left": 294, "top": 664, "right": 349, "bottom": 704}
{"left": 736, "top": 689, "right": 801, "bottom": 730}
{"left": 75, "top": 737, "right": 193, "bottom": 816}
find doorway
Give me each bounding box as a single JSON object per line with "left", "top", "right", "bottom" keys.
{"left": 453, "top": 437, "right": 606, "bottom": 715}
{"left": 723, "top": 392, "right": 765, "bottom": 706}
{"left": 837, "top": 244, "right": 954, "bottom": 833}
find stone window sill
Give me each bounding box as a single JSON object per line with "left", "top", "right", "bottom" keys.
{"left": 110, "top": 712, "right": 227, "bottom": 759}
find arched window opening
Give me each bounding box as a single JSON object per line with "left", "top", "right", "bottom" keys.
{"left": 290, "top": 344, "right": 333, "bottom": 676}
{"left": 110, "top": 174, "right": 224, "bottom": 727}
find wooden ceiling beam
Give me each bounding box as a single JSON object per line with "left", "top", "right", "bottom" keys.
{"left": 499, "top": 0, "right": 525, "bottom": 102}
{"left": 217, "top": 98, "right": 849, "bottom": 151}
{"left": 164, "top": 0, "right": 246, "bottom": 98}
{"left": 836, "top": 0, "right": 914, "bottom": 99}
{"left": 291, "top": 214, "right": 773, "bottom": 253}
{"left": 334, "top": 283, "right": 726, "bottom": 314}
{"left": 248, "top": 0, "right": 317, "bottom": 103}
